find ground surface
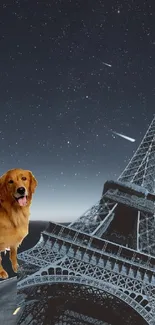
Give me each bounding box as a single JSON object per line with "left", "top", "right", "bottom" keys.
{"left": 0, "top": 277, "right": 17, "bottom": 324}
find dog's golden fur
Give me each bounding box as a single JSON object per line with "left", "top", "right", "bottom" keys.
{"left": 0, "top": 168, "right": 37, "bottom": 278}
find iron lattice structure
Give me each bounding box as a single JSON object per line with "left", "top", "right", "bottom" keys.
{"left": 17, "top": 117, "right": 155, "bottom": 325}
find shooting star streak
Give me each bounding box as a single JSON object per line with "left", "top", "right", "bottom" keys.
{"left": 112, "top": 131, "right": 135, "bottom": 142}
{"left": 13, "top": 307, "right": 21, "bottom": 315}
{"left": 102, "top": 62, "right": 112, "bottom": 68}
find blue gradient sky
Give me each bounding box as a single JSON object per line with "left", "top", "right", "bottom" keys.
{"left": 0, "top": 1, "right": 154, "bottom": 222}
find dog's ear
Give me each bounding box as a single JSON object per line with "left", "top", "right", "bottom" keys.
{"left": 29, "top": 171, "right": 38, "bottom": 194}
{"left": 0, "top": 173, "right": 7, "bottom": 202}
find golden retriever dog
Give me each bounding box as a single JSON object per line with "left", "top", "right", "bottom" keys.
{"left": 0, "top": 168, "right": 37, "bottom": 278}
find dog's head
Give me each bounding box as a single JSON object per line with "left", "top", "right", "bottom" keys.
{"left": 0, "top": 168, "right": 37, "bottom": 207}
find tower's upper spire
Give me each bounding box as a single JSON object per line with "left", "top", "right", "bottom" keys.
{"left": 118, "top": 116, "right": 155, "bottom": 193}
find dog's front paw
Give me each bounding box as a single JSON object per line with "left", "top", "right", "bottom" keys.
{"left": 12, "top": 262, "right": 19, "bottom": 273}
{"left": 0, "top": 266, "right": 8, "bottom": 279}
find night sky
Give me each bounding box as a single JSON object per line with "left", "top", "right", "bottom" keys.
{"left": 0, "top": 0, "right": 155, "bottom": 222}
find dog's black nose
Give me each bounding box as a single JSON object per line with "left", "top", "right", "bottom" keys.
{"left": 17, "top": 187, "right": 25, "bottom": 195}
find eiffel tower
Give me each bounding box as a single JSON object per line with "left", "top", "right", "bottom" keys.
{"left": 17, "top": 117, "right": 155, "bottom": 325}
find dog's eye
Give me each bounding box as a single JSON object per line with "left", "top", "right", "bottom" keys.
{"left": 22, "top": 177, "right": 26, "bottom": 181}
{"left": 8, "top": 180, "right": 13, "bottom": 184}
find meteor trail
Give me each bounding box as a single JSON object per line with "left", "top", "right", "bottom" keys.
{"left": 112, "top": 131, "right": 135, "bottom": 142}
{"left": 13, "top": 307, "right": 21, "bottom": 315}
{"left": 102, "top": 62, "right": 112, "bottom": 68}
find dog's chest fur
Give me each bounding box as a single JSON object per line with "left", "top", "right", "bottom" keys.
{"left": 0, "top": 206, "right": 29, "bottom": 250}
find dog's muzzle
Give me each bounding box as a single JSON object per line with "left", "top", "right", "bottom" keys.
{"left": 14, "top": 187, "right": 28, "bottom": 206}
